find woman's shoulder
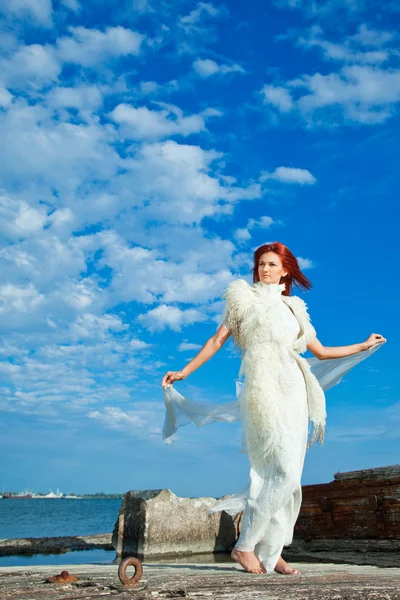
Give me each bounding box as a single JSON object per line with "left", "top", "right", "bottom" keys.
{"left": 222, "top": 278, "right": 254, "bottom": 302}
{"left": 285, "top": 294, "right": 312, "bottom": 318}
{"left": 285, "top": 294, "right": 307, "bottom": 307}
{"left": 225, "top": 278, "right": 252, "bottom": 291}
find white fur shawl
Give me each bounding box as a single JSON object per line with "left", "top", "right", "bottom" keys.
{"left": 222, "top": 279, "right": 326, "bottom": 456}
{"left": 222, "top": 279, "right": 317, "bottom": 355}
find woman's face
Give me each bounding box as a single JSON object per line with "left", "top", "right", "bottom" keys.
{"left": 258, "top": 251, "right": 288, "bottom": 284}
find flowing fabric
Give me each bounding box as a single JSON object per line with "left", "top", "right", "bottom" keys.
{"left": 162, "top": 341, "right": 383, "bottom": 447}
{"left": 161, "top": 280, "right": 384, "bottom": 573}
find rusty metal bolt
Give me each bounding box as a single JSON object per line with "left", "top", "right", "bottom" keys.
{"left": 46, "top": 570, "right": 79, "bottom": 584}
{"left": 118, "top": 556, "right": 143, "bottom": 587}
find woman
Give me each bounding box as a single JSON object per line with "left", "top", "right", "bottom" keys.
{"left": 161, "top": 242, "right": 386, "bottom": 576}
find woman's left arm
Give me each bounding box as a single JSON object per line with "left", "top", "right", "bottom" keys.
{"left": 307, "top": 333, "right": 387, "bottom": 360}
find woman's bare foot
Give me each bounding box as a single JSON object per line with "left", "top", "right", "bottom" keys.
{"left": 274, "top": 556, "right": 301, "bottom": 575}
{"left": 231, "top": 547, "right": 266, "bottom": 574}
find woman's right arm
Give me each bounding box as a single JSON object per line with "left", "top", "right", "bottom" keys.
{"left": 161, "top": 324, "right": 231, "bottom": 387}
{"left": 307, "top": 332, "right": 386, "bottom": 359}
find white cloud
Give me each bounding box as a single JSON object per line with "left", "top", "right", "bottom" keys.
{"left": 115, "top": 140, "right": 261, "bottom": 225}
{"left": 234, "top": 228, "right": 251, "bottom": 241}
{"left": 0, "top": 102, "right": 120, "bottom": 202}
{"left": 133, "top": 80, "right": 180, "bottom": 98}
{"left": 137, "top": 225, "right": 237, "bottom": 273}
{"left": 70, "top": 313, "right": 128, "bottom": 340}
{"left": 295, "top": 65, "right": 400, "bottom": 124}
{"left": 139, "top": 81, "right": 159, "bottom": 94}
{"left": 161, "top": 271, "right": 233, "bottom": 303}
{"left": 61, "top": 278, "right": 101, "bottom": 312}
{"left": 88, "top": 403, "right": 163, "bottom": 438}
{"left": 0, "top": 348, "right": 150, "bottom": 415}
{"left": 47, "top": 85, "right": 103, "bottom": 113}
{"left": 274, "top": 0, "right": 367, "bottom": 18}
{"left": 96, "top": 231, "right": 171, "bottom": 304}
{"left": 0, "top": 0, "right": 53, "bottom": 27}
{"left": 297, "top": 24, "right": 395, "bottom": 65}
{"left": 97, "top": 232, "right": 235, "bottom": 307}
{"left": 300, "top": 64, "right": 392, "bottom": 105}
{"left": 177, "top": 2, "right": 225, "bottom": 55}
{"left": 262, "top": 24, "right": 400, "bottom": 127}
{"left": 234, "top": 215, "right": 277, "bottom": 243}
{"left": 137, "top": 305, "right": 207, "bottom": 332}
{"left": 0, "top": 101, "right": 258, "bottom": 235}
{"left": 0, "top": 272, "right": 155, "bottom": 414}
{"left": 0, "top": 283, "right": 44, "bottom": 314}
{"left": 0, "top": 195, "right": 49, "bottom": 240}
{"left": 132, "top": 0, "right": 156, "bottom": 14}
{"left": 15, "top": 204, "right": 46, "bottom": 235}
{"left": 261, "top": 167, "right": 316, "bottom": 184}
{"left": 297, "top": 257, "right": 314, "bottom": 269}
{"left": 89, "top": 406, "right": 143, "bottom": 429}
{"left": 249, "top": 216, "right": 275, "bottom": 228}
{"left": 110, "top": 102, "right": 218, "bottom": 140}
{"left": 61, "top": 0, "right": 80, "bottom": 11}
{"left": 57, "top": 26, "right": 145, "bottom": 67}
{"left": 0, "top": 362, "right": 21, "bottom": 376}
{"left": 261, "top": 85, "right": 294, "bottom": 113}
{"left": 180, "top": 2, "right": 221, "bottom": 27}
{"left": 0, "top": 232, "right": 90, "bottom": 296}
{"left": 178, "top": 341, "right": 202, "bottom": 351}
{"left": 0, "top": 88, "right": 13, "bottom": 108}
{"left": 193, "top": 58, "right": 245, "bottom": 78}
{"left": 0, "top": 44, "right": 60, "bottom": 89}
{"left": 352, "top": 24, "right": 395, "bottom": 48}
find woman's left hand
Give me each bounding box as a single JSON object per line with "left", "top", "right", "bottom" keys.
{"left": 363, "top": 333, "right": 387, "bottom": 349}
{"left": 161, "top": 370, "right": 186, "bottom": 387}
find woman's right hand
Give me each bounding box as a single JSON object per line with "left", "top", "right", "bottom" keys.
{"left": 363, "top": 333, "right": 387, "bottom": 350}
{"left": 161, "top": 370, "right": 186, "bottom": 387}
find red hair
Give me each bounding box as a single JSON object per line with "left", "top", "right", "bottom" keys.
{"left": 253, "top": 242, "right": 312, "bottom": 296}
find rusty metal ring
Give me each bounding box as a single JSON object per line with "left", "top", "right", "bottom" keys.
{"left": 118, "top": 557, "right": 143, "bottom": 587}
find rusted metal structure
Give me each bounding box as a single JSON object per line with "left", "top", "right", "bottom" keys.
{"left": 295, "top": 465, "right": 400, "bottom": 539}
{"left": 281, "top": 465, "right": 400, "bottom": 567}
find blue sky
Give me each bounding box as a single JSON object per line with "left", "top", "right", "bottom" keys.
{"left": 0, "top": 0, "right": 398, "bottom": 497}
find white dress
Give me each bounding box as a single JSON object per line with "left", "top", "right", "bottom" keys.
{"left": 162, "top": 281, "right": 383, "bottom": 573}
{"left": 218, "top": 282, "right": 308, "bottom": 571}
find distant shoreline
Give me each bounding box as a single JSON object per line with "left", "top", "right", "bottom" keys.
{"left": 0, "top": 534, "right": 113, "bottom": 557}
{"left": 0, "top": 495, "right": 124, "bottom": 500}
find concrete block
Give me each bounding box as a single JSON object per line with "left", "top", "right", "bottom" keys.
{"left": 112, "top": 489, "right": 240, "bottom": 559}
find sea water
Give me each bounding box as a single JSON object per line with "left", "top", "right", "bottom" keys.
{"left": 0, "top": 498, "right": 122, "bottom": 567}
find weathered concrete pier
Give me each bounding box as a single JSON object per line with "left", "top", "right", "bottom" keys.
{"left": 1, "top": 465, "right": 399, "bottom": 598}
{"left": 1, "top": 561, "right": 400, "bottom": 599}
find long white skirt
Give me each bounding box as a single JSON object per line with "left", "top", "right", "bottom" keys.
{"left": 227, "top": 360, "right": 308, "bottom": 572}
{"left": 162, "top": 342, "right": 383, "bottom": 572}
